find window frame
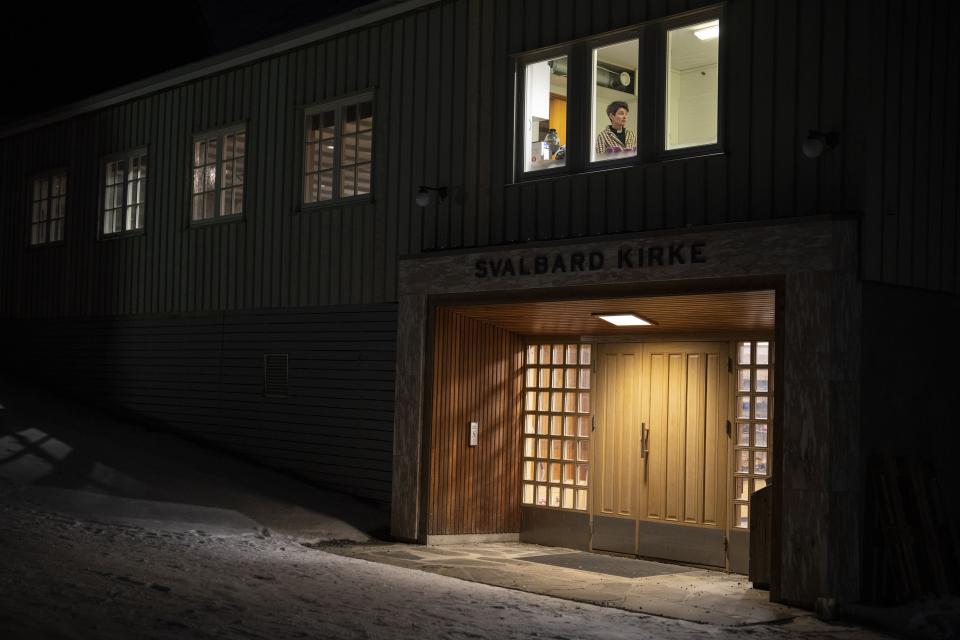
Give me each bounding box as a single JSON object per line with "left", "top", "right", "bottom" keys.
{"left": 27, "top": 168, "right": 69, "bottom": 248}
{"left": 513, "top": 5, "right": 724, "bottom": 182}
{"left": 189, "top": 122, "right": 247, "bottom": 226}
{"left": 299, "top": 91, "right": 375, "bottom": 211}
{"left": 98, "top": 147, "right": 148, "bottom": 240}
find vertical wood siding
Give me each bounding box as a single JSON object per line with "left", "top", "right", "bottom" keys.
{"left": 0, "top": 0, "right": 956, "bottom": 320}
{"left": 0, "top": 305, "right": 397, "bottom": 501}
{"left": 427, "top": 308, "right": 523, "bottom": 535}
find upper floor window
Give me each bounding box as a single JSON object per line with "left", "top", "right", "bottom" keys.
{"left": 30, "top": 172, "right": 67, "bottom": 245}
{"left": 303, "top": 95, "right": 373, "bottom": 206}
{"left": 102, "top": 150, "right": 147, "bottom": 237}
{"left": 665, "top": 18, "right": 720, "bottom": 149}
{"left": 517, "top": 8, "right": 721, "bottom": 178}
{"left": 192, "top": 126, "right": 245, "bottom": 222}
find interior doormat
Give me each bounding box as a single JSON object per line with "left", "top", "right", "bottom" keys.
{"left": 521, "top": 552, "right": 697, "bottom": 579}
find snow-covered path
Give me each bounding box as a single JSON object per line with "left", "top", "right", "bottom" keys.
{"left": 0, "top": 485, "right": 889, "bottom": 640}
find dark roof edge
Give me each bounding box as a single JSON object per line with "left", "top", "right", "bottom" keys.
{"left": 0, "top": 0, "right": 438, "bottom": 140}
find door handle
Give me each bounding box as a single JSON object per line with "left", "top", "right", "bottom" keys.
{"left": 640, "top": 422, "right": 649, "bottom": 459}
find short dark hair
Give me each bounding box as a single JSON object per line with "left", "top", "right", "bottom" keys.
{"left": 606, "top": 101, "right": 630, "bottom": 116}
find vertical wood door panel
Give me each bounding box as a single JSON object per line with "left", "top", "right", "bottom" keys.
{"left": 593, "top": 345, "right": 641, "bottom": 519}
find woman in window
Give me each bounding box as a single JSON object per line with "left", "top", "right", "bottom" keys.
{"left": 595, "top": 101, "right": 636, "bottom": 156}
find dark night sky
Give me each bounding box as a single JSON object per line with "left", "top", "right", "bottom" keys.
{"left": 0, "top": 0, "right": 382, "bottom": 126}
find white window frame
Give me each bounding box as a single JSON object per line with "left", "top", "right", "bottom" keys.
{"left": 301, "top": 92, "right": 374, "bottom": 208}
{"left": 190, "top": 124, "right": 246, "bottom": 224}
{"left": 100, "top": 148, "right": 147, "bottom": 238}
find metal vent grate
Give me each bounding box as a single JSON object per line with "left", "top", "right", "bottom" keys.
{"left": 263, "top": 353, "right": 289, "bottom": 397}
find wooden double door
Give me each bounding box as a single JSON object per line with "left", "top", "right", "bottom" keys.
{"left": 591, "top": 342, "right": 730, "bottom": 567}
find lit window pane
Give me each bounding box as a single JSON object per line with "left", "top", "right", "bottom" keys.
{"left": 577, "top": 416, "right": 590, "bottom": 437}
{"left": 563, "top": 463, "right": 576, "bottom": 484}
{"left": 535, "top": 345, "right": 549, "bottom": 365}
{"left": 576, "top": 489, "right": 588, "bottom": 511}
{"left": 737, "top": 450, "right": 750, "bottom": 473}
{"left": 565, "top": 345, "right": 578, "bottom": 365}
{"left": 735, "top": 504, "right": 749, "bottom": 528}
{"left": 523, "top": 484, "right": 534, "bottom": 504}
{"left": 737, "top": 423, "right": 750, "bottom": 446}
{"left": 563, "top": 416, "right": 575, "bottom": 436}
{"left": 736, "top": 477, "right": 749, "bottom": 501}
{"left": 537, "top": 438, "right": 548, "bottom": 459}
{"left": 537, "top": 415, "right": 549, "bottom": 435}
{"left": 754, "top": 477, "right": 767, "bottom": 492}
{"left": 524, "top": 437, "right": 535, "bottom": 458}
{"left": 577, "top": 464, "right": 589, "bottom": 486}
{"left": 738, "top": 369, "right": 751, "bottom": 392}
{"left": 757, "top": 342, "right": 770, "bottom": 365}
{"left": 550, "top": 392, "right": 562, "bottom": 413}
{"left": 550, "top": 440, "right": 562, "bottom": 460}
{"left": 564, "top": 392, "right": 576, "bottom": 413}
{"left": 525, "top": 368, "right": 537, "bottom": 388}
{"left": 562, "top": 487, "right": 575, "bottom": 509}
{"left": 526, "top": 345, "right": 538, "bottom": 365}
{"left": 550, "top": 415, "right": 562, "bottom": 436}
{"left": 523, "top": 461, "right": 534, "bottom": 481}
{"left": 579, "top": 368, "right": 591, "bottom": 389}
{"left": 580, "top": 345, "right": 591, "bottom": 365}
{"left": 536, "top": 461, "right": 547, "bottom": 482}
{"left": 577, "top": 440, "right": 589, "bottom": 462}
{"left": 549, "top": 486, "right": 561, "bottom": 508}
{"left": 549, "top": 462, "right": 561, "bottom": 483}
{"left": 755, "top": 423, "right": 768, "bottom": 448}
{"left": 552, "top": 345, "right": 564, "bottom": 364}
{"left": 536, "top": 485, "right": 547, "bottom": 506}
{"left": 552, "top": 368, "right": 563, "bottom": 388}
{"left": 591, "top": 39, "right": 638, "bottom": 162}
{"left": 755, "top": 396, "right": 768, "bottom": 420}
{"left": 755, "top": 368, "right": 769, "bottom": 392}
{"left": 563, "top": 440, "right": 575, "bottom": 461}
{"left": 524, "top": 414, "right": 536, "bottom": 434}
{"left": 523, "top": 56, "right": 567, "bottom": 173}
{"left": 578, "top": 393, "right": 590, "bottom": 414}
{"left": 754, "top": 451, "right": 768, "bottom": 475}
{"left": 738, "top": 342, "right": 751, "bottom": 365}
{"left": 737, "top": 395, "right": 751, "bottom": 419}
{"left": 666, "top": 19, "right": 719, "bottom": 149}
{"left": 356, "top": 163, "right": 371, "bottom": 195}
{"left": 319, "top": 171, "right": 333, "bottom": 201}
{"left": 538, "top": 368, "right": 550, "bottom": 388}
{"left": 565, "top": 368, "right": 577, "bottom": 388}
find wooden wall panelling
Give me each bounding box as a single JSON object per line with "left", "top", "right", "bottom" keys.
{"left": 772, "top": 0, "right": 798, "bottom": 220}
{"left": 428, "top": 308, "right": 522, "bottom": 535}
{"left": 945, "top": 1, "right": 960, "bottom": 292}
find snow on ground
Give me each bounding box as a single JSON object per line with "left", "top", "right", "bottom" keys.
{"left": 0, "top": 378, "right": 898, "bottom": 639}
{"left": 0, "top": 486, "right": 892, "bottom": 640}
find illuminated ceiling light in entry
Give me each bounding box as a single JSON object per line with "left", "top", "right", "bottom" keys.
{"left": 593, "top": 313, "right": 654, "bottom": 327}
{"left": 693, "top": 20, "right": 720, "bottom": 40}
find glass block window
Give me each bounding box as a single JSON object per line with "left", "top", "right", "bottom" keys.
{"left": 191, "top": 126, "right": 245, "bottom": 222}
{"left": 733, "top": 340, "right": 772, "bottom": 529}
{"left": 303, "top": 96, "right": 373, "bottom": 205}
{"left": 30, "top": 172, "right": 67, "bottom": 245}
{"left": 102, "top": 151, "right": 146, "bottom": 236}
{"left": 521, "top": 343, "right": 591, "bottom": 511}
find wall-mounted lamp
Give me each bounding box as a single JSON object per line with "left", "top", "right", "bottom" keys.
{"left": 415, "top": 185, "right": 448, "bottom": 207}
{"left": 802, "top": 130, "right": 840, "bottom": 159}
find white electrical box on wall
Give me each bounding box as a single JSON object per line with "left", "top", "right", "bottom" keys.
{"left": 469, "top": 421, "right": 479, "bottom": 447}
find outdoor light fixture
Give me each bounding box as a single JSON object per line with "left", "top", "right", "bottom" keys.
{"left": 802, "top": 129, "right": 840, "bottom": 159}
{"left": 593, "top": 312, "right": 655, "bottom": 327}
{"left": 415, "top": 185, "right": 447, "bottom": 207}
{"left": 693, "top": 20, "right": 720, "bottom": 40}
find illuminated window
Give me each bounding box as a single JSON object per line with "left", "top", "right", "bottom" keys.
{"left": 30, "top": 172, "right": 67, "bottom": 246}
{"left": 521, "top": 343, "right": 591, "bottom": 511}
{"left": 303, "top": 95, "right": 373, "bottom": 205}
{"left": 521, "top": 55, "right": 567, "bottom": 173}
{"left": 102, "top": 151, "right": 147, "bottom": 236}
{"left": 665, "top": 18, "right": 720, "bottom": 149}
{"left": 515, "top": 7, "right": 720, "bottom": 177}
{"left": 733, "top": 340, "right": 773, "bottom": 529}
{"left": 191, "top": 126, "right": 245, "bottom": 222}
